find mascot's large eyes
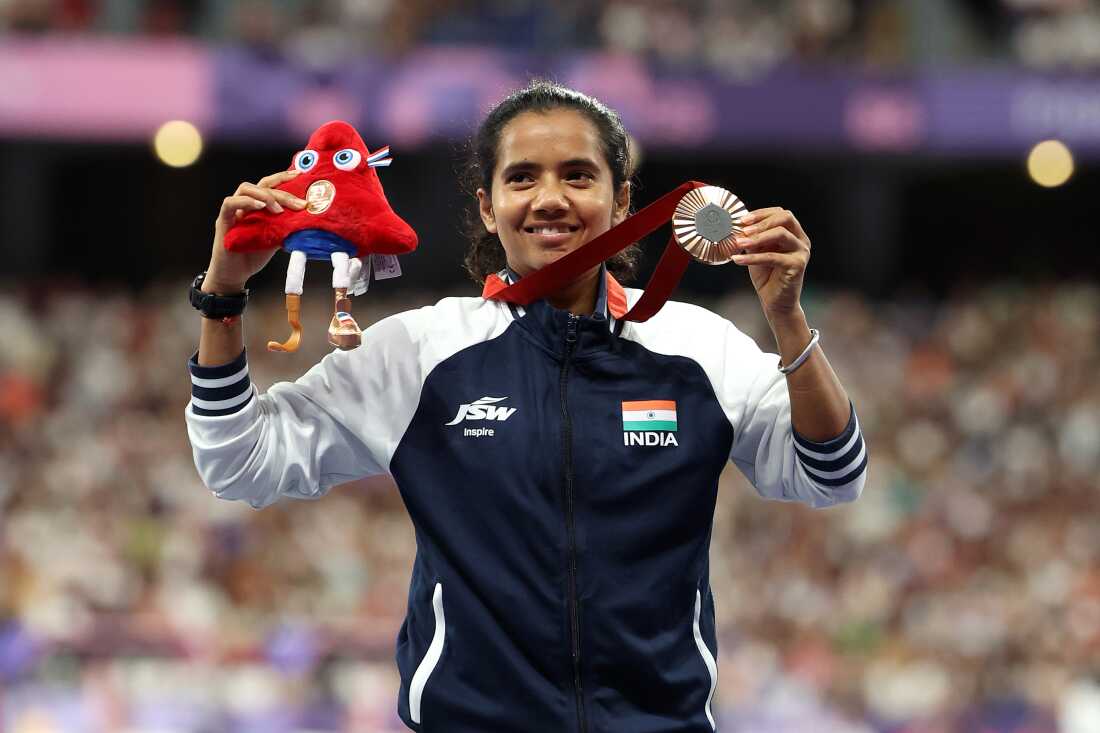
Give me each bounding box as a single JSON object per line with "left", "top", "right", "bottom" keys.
{"left": 333, "top": 148, "right": 362, "bottom": 171}
{"left": 293, "top": 149, "right": 319, "bottom": 172}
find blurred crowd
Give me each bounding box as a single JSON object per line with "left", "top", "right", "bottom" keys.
{"left": 3, "top": 0, "right": 1100, "bottom": 73}
{"left": 0, "top": 278, "right": 1098, "bottom": 732}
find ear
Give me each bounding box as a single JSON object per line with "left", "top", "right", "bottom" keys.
{"left": 611, "top": 182, "right": 631, "bottom": 226}
{"left": 477, "top": 187, "right": 497, "bottom": 234}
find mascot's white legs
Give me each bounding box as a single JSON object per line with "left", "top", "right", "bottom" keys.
{"left": 328, "top": 252, "right": 362, "bottom": 350}
{"left": 347, "top": 257, "right": 367, "bottom": 296}
{"left": 268, "top": 250, "right": 309, "bottom": 353}
{"left": 331, "top": 251, "right": 350, "bottom": 289}
{"left": 286, "top": 250, "right": 307, "bottom": 294}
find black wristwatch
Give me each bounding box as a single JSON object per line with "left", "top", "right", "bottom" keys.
{"left": 189, "top": 271, "right": 249, "bottom": 319}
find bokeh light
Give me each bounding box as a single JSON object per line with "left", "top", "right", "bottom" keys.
{"left": 1027, "top": 139, "right": 1074, "bottom": 188}
{"left": 153, "top": 120, "right": 203, "bottom": 168}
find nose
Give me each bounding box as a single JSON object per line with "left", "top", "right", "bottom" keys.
{"left": 531, "top": 178, "right": 569, "bottom": 217}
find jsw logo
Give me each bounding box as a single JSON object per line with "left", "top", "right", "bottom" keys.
{"left": 445, "top": 396, "right": 517, "bottom": 426}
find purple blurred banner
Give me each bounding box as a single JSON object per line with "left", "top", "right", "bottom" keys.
{"left": 3, "top": 39, "right": 1100, "bottom": 157}
{"left": 0, "top": 39, "right": 212, "bottom": 139}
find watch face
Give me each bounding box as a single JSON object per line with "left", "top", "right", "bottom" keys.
{"left": 190, "top": 278, "right": 206, "bottom": 306}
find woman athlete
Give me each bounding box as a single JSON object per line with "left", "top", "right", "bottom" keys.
{"left": 186, "top": 81, "right": 867, "bottom": 732}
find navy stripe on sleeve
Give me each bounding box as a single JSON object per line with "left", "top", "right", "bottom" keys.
{"left": 188, "top": 349, "right": 254, "bottom": 417}
{"left": 808, "top": 452, "right": 869, "bottom": 487}
{"left": 793, "top": 403, "right": 867, "bottom": 486}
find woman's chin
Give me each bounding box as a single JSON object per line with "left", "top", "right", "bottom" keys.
{"left": 511, "top": 243, "right": 584, "bottom": 274}
{"left": 539, "top": 245, "right": 578, "bottom": 263}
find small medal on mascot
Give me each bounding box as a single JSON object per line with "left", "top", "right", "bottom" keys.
{"left": 224, "top": 120, "right": 418, "bottom": 352}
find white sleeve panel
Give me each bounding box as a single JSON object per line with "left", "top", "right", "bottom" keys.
{"left": 185, "top": 296, "right": 513, "bottom": 509}
{"left": 621, "top": 293, "right": 864, "bottom": 509}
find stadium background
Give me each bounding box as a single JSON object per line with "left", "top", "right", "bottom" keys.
{"left": 1, "top": 1, "right": 1099, "bottom": 731}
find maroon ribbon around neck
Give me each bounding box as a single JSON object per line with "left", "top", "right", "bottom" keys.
{"left": 482, "top": 181, "right": 708, "bottom": 323}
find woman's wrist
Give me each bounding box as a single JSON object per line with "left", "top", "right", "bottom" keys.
{"left": 767, "top": 306, "right": 809, "bottom": 340}
{"left": 201, "top": 269, "right": 248, "bottom": 295}
{"left": 767, "top": 307, "right": 814, "bottom": 365}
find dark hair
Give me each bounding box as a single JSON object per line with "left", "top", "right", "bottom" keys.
{"left": 460, "top": 80, "right": 639, "bottom": 284}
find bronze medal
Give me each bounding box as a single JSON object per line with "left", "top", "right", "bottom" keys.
{"left": 672, "top": 185, "right": 747, "bottom": 265}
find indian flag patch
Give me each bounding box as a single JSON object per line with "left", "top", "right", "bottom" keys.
{"left": 622, "top": 400, "right": 677, "bottom": 432}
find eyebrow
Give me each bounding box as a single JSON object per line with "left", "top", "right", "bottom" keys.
{"left": 499, "top": 157, "right": 602, "bottom": 180}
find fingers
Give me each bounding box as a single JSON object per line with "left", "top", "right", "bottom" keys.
{"left": 739, "top": 207, "right": 783, "bottom": 227}
{"left": 739, "top": 208, "right": 809, "bottom": 247}
{"left": 217, "top": 171, "right": 307, "bottom": 229}
{"left": 228, "top": 182, "right": 307, "bottom": 213}
{"left": 270, "top": 188, "right": 307, "bottom": 210}
{"left": 234, "top": 182, "right": 286, "bottom": 213}
{"left": 232, "top": 194, "right": 304, "bottom": 221}
{"left": 731, "top": 207, "right": 811, "bottom": 274}
{"left": 256, "top": 172, "right": 307, "bottom": 209}
{"left": 257, "top": 169, "right": 301, "bottom": 189}
{"left": 733, "top": 207, "right": 810, "bottom": 267}
{"left": 220, "top": 194, "right": 268, "bottom": 221}
{"left": 730, "top": 250, "right": 804, "bottom": 272}
{"left": 735, "top": 226, "right": 804, "bottom": 255}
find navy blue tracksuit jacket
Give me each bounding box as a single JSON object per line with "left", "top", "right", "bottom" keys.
{"left": 186, "top": 270, "right": 867, "bottom": 731}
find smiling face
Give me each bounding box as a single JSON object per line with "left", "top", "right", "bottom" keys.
{"left": 477, "top": 108, "right": 630, "bottom": 278}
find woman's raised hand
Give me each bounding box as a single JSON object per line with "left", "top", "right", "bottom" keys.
{"left": 203, "top": 170, "right": 307, "bottom": 293}
{"left": 731, "top": 207, "right": 811, "bottom": 322}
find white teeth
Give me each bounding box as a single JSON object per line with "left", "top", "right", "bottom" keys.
{"left": 531, "top": 226, "right": 572, "bottom": 234}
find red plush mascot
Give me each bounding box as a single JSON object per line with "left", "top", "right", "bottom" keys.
{"left": 224, "top": 120, "right": 418, "bottom": 352}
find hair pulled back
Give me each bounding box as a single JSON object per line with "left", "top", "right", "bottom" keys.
{"left": 461, "top": 80, "right": 639, "bottom": 284}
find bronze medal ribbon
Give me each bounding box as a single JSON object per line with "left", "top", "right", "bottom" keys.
{"left": 483, "top": 180, "right": 710, "bottom": 323}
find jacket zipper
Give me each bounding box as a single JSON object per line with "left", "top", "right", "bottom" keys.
{"left": 560, "top": 313, "right": 587, "bottom": 733}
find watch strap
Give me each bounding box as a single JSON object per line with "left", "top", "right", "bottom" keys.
{"left": 189, "top": 272, "right": 249, "bottom": 319}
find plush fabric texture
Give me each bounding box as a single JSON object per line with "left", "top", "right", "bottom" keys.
{"left": 224, "top": 120, "right": 418, "bottom": 257}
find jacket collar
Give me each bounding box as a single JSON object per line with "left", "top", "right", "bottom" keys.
{"left": 481, "top": 264, "right": 629, "bottom": 357}
{"left": 481, "top": 265, "right": 628, "bottom": 321}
